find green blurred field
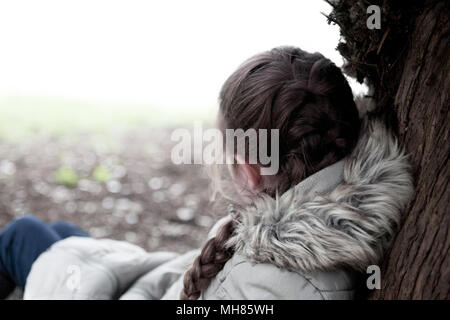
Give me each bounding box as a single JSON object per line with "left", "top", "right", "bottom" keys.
{"left": 0, "top": 95, "right": 213, "bottom": 141}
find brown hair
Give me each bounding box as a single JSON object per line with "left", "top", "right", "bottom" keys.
{"left": 180, "top": 46, "right": 361, "bottom": 299}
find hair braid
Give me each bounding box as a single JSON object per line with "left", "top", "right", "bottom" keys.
{"left": 180, "top": 218, "right": 236, "bottom": 300}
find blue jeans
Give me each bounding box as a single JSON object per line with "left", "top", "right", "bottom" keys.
{"left": 0, "top": 215, "right": 89, "bottom": 298}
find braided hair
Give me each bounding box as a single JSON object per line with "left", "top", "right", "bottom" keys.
{"left": 180, "top": 46, "right": 361, "bottom": 299}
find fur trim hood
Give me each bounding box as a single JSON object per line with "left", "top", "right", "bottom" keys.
{"left": 226, "top": 119, "right": 414, "bottom": 273}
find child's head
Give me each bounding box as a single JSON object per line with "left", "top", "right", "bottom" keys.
{"left": 217, "top": 46, "right": 360, "bottom": 199}
{"left": 181, "top": 46, "right": 361, "bottom": 300}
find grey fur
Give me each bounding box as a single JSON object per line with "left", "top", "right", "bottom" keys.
{"left": 226, "top": 119, "right": 414, "bottom": 273}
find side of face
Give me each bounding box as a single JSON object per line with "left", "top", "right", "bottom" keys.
{"left": 231, "top": 156, "right": 264, "bottom": 203}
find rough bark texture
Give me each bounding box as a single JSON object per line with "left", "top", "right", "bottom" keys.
{"left": 327, "top": 0, "right": 449, "bottom": 299}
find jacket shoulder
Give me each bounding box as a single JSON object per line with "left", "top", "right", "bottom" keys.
{"left": 204, "top": 255, "right": 355, "bottom": 300}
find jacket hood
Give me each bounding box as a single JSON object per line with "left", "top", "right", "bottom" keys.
{"left": 226, "top": 119, "right": 414, "bottom": 273}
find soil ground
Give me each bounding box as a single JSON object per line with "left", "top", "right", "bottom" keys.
{"left": 0, "top": 126, "right": 216, "bottom": 299}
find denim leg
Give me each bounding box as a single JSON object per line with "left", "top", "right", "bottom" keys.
{"left": 48, "top": 221, "right": 89, "bottom": 239}
{"left": 0, "top": 215, "right": 61, "bottom": 290}
{"left": 0, "top": 267, "right": 14, "bottom": 299}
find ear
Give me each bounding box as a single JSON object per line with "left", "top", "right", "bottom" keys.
{"left": 234, "top": 155, "right": 262, "bottom": 191}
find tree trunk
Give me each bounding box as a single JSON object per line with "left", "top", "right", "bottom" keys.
{"left": 328, "top": 0, "right": 449, "bottom": 299}
{"left": 373, "top": 1, "right": 449, "bottom": 300}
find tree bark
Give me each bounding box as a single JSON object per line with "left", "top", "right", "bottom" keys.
{"left": 372, "top": 1, "right": 449, "bottom": 299}
{"left": 328, "top": 0, "right": 449, "bottom": 299}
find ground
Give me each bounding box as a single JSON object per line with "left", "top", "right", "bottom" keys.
{"left": 0, "top": 125, "right": 216, "bottom": 299}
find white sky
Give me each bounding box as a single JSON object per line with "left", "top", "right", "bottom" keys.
{"left": 0, "top": 0, "right": 366, "bottom": 111}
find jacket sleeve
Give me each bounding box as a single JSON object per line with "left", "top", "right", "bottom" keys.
{"left": 119, "top": 249, "right": 199, "bottom": 300}
{"left": 24, "top": 237, "right": 180, "bottom": 300}
{"left": 120, "top": 217, "right": 229, "bottom": 300}
{"left": 213, "top": 260, "right": 325, "bottom": 300}
{"left": 208, "top": 257, "right": 355, "bottom": 300}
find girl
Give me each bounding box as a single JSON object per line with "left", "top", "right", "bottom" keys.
{"left": 0, "top": 47, "right": 413, "bottom": 300}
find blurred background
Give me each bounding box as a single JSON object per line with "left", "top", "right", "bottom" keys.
{"left": 0, "top": 0, "right": 367, "bottom": 256}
